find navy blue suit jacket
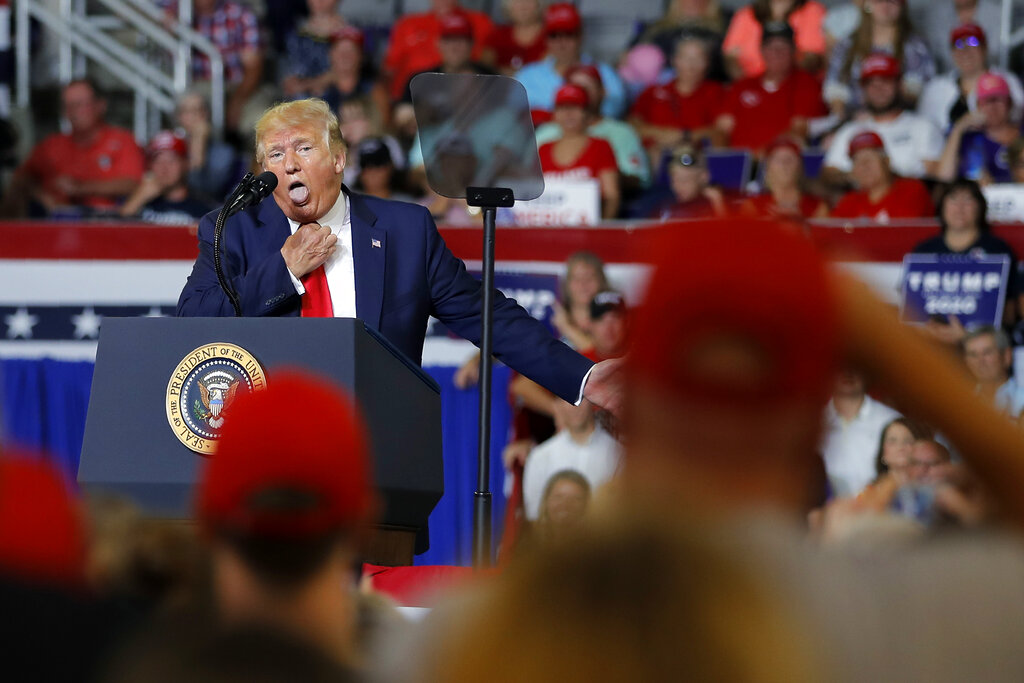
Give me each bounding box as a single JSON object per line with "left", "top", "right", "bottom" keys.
{"left": 175, "top": 188, "right": 594, "bottom": 403}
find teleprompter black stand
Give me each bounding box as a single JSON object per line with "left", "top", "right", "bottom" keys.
{"left": 410, "top": 73, "right": 545, "bottom": 568}
{"left": 79, "top": 317, "right": 443, "bottom": 566}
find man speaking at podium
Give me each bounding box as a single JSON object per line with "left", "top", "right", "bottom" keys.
{"left": 176, "top": 99, "right": 619, "bottom": 410}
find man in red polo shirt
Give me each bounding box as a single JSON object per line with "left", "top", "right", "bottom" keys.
{"left": 714, "top": 22, "right": 825, "bottom": 154}
{"left": 832, "top": 131, "right": 934, "bottom": 221}
{"left": 4, "top": 79, "right": 144, "bottom": 216}
{"left": 384, "top": 0, "right": 493, "bottom": 101}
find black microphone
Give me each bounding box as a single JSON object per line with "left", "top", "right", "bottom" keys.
{"left": 227, "top": 171, "right": 278, "bottom": 215}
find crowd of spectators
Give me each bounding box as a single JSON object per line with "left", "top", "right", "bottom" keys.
{"left": 7, "top": 0, "right": 1024, "bottom": 225}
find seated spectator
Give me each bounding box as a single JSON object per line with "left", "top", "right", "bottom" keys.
{"left": 554, "top": 251, "right": 611, "bottom": 354}
{"left": 825, "top": 0, "right": 935, "bottom": 117}
{"left": 338, "top": 97, "right": 404, "bottom": 188}
{"left": 632, "top": 0, "right": 728, "bottom": 71}
{"left": 832, "top": 131, "right": 934, "bottom": 221}
{"left": 536, "top": 64, "right": 650, "bottom": 192}
{"left": 821, "top": 368, "right": 901, "bottom": 498}
{"left": 936, "top": 72, "right": 1021, "bottom": 184}
{"left": 914, "top": 0, "right": 1003, "bottom": 73}
{"left": 279, "top": 0, "right": 348, "bottom": 100}
{"left": 713, "top": 22, "right": 826, "bottom": 155}
{"left": 174, "top": 91, "right": 243, "bottom": 203}
{"left": 822, "top": 53, "right": 943, "bottom": 187}
{"left": 911, "top": 178, "right": 1021, "bottom": 339}
{"left": 2, "top": 79, "right": 144, "bottom": 217}
{"left": 587, "top": 290, "right": 630, "bottom": 361}
{"left": 533, "top": 470, "right": 591, "bottom": 543}
{"left": 515, "top": 3, "right": 627, "bottom": 122}
{"left": 916, "top": 24, "right": 1023, "bottom": 134}
{"left": 315, "top": 28, "right": 387, "bottom": 118}
{"left": 962, "top": 325, "right": 1024, "bottom": 418}
{"left": 119, "top": 131, "right": 215, "bottom": 224}
{"left": 401, "top": 12, "right": 496, "bottom": 103}
{"left": 650, "top": 143, "right": 726, "bottom": 219}
{"left": 180, "top": 0, "right": 267, "bottom": 137}
{"left": 722, "top": 0, "right": 827, "bottom": 80}
{"left": 873, "top": 417, "right": 932, "bottom": 485}
{"left": 483, "top": 0, "right": 547, "bottom": 74}
{"left": 195, "top": 372, "right": 375, "bottom": 667}
{"left": 352, "top": 138, "right": 417, "bottom": 203}
{"left": 741, "top": 136, "right": 828, "bottom": 220}
{"left": 383, "top": 0, "right": 494, "bottom": 101}
{"left": 629, "top": 36, "right": 725, "bottom": 167}
{"left": 538, "top": 84, "right": 621, "bottom": 219}
{"left": 522, "top": 398, "right": 621, "bottom": 521}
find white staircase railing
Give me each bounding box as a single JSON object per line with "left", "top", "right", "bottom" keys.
{"left": 14, "top": 0, "right": 224, "bottom": 142}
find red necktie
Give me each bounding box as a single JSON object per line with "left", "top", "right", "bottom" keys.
{"left": 299, "top": 222, "right": 334, "bottom": 317}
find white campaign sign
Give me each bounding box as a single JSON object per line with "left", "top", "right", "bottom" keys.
{"left": 983, "top": 184, "right": 1024, "bottom": 222}
{"left": 509, "top": 177, "right": 601, "bottom": 226}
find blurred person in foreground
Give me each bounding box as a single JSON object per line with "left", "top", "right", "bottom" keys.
{"left": 935, "top": 72, "right": 1021, "bottom": 185}
{"left": 3, "top": 79, "right": 144, "bottom": 217}
{"left": 821, "top": 368, "right": 901, "bottom": 498}
{"left": 831, "top": 131, "right": 933, "bottom": 221}
{"left": 196, "top": 371, "right": 374, "bottom": 669}
{"left": 175, "top": 99, "right": 621, "bottom": 414}
{"left": 614, "top": 217, "right": 1024, "bottom": 679}
{"left": 650, "top": 142, "right": 725, "bottom": 219}
{"left": 962, "top": 325, "right": 1024, "bottom": 418}
{"left": 741, "top": 136, "right": 828, "bottom": 221}
{"left": 119, "top": 131, "right": 215, "bottom": 224}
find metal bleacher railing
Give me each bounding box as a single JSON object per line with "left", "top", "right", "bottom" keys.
{"left": 14, "top": 0, "right": 224, "bottom": 142}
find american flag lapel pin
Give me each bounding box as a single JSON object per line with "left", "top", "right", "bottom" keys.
{"left": 371, "top": 238, "right": 382, "bottom": 249}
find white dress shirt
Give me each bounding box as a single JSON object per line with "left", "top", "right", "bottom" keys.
{"left": 820, "top": 395, "right": 901, "bottom": 498}
{"left": 285, "top": 190, "right": 356, "bottom": 318}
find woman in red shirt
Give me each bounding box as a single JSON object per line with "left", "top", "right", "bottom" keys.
{"left": 483, "top": 0, "right": 547, "bottom": 74}
{"left": 741, "top": 136, "right": 828, "bottom": 220}
{"left": 628, "top": 36, "right": 725, "bottom": 167}
{"left": 538, "top": 84, "right": 621, "bottom": 218}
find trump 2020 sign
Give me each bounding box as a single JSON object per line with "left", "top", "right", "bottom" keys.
{"left": 900, "top": 254, "right": 1010, "bottom": 327}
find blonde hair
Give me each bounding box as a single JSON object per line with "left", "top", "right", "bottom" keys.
{"left": 254, "top": 99, "right": 346, "bottom": 164}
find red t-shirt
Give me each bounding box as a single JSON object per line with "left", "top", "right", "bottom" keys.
{"left": 20, "top": 125, "right": 145, "bottom": 209}
{"left": 538, "top": 137, "right": 618, "bottom": 181}
{"left": 720, "top": 69, "right": 824, "bottom": 151}
{"left": 485, "top": 24, "right": 546, "bottom": 72}
{"left": 744, "top": 192, "right": 825, "bottom": 219}
{"left": 629, "top": 80, "right": 725, "bottom": 139}
{"left": 384, "top": 10, "right": 494, "bottom": 99}
{"left": 832, "top": 178, "right": 935, "bottom": 221}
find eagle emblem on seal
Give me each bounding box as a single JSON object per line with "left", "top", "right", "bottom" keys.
{"left": 197, "top": 371, "right": 240, "bottom": 429}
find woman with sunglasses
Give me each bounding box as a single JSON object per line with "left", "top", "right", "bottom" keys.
{"left": 916, "top": 23, "right": 1024, "bottom": 134}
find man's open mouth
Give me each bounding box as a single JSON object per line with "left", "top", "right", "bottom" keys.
{"left": 288, "top": 181, "right": 309, "bottom": 205}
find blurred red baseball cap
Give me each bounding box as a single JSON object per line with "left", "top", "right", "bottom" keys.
{"left": 950, "top": 23, "right": 986, "bottom": 48}
{"left": 545, "top": 3, "right": 582, "bottom": 34}
{"left": 555, "top": 83, "right": 589, "bottom": 108}
{"left": 977, "top": 72, "right": 1010, "bottom": 100}
{"left": 565, "top": 63, "right": 603, "bottom": 88}
{"left": 848, "top": 130, "right": 886, "bottom": 157}
{"left": 330, "top": 25, "right": 365, "bottom": 49}
{"left": 0, "top": 453, "right": 85, "bottom": 588}
{"left": 859, "top": 52, "right": 900, "bottom": 82}
{"left": 438, "top": 11, "right": 474, "bottom": 39}
{"left": 147, "top": 130, "right": 188, "bottom": 158}
{"left": 628, "top": 219, "right": 838, "bottom": 408}
{"left": 196, "top": 371, "right": 375, "bottom": 539}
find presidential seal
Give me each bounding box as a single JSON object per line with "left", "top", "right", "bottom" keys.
{"left": 165, "top": 343, "right": 267, "bottom": 454}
